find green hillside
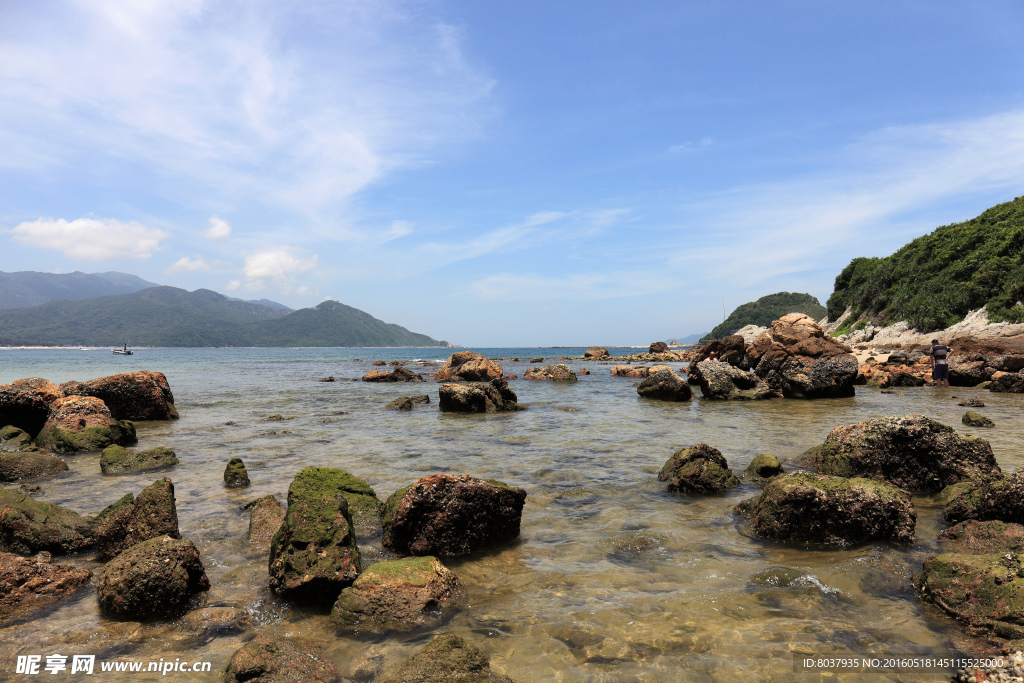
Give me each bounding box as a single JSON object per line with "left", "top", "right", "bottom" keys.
{"left": 827, "top": 196, "right": 1024, "bottom": 330}
{"left": 0, "top": 287, "right": 446, "bottom": 347}
{"left": 705, "top": 292, "right": 826, "bottom": 340}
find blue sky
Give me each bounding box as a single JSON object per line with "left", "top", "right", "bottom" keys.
{"left": 2, "top": 1, "right": 1023, "bottom": 346}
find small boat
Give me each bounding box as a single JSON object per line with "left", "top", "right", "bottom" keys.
{"left": 112, "top": 349, "right": 133, "bottom": 355}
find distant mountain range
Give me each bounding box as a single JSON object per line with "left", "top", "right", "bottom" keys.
{"left": 0, "top": 284, "right": 446, "bottom": 347}
{"left": 0, "top": 270, "right": 291, "bottom": 311}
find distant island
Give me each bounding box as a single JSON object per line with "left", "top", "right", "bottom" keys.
{"left": 0, "top": 285, "right": 447, "bottom": 347}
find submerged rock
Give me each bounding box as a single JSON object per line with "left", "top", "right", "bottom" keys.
{"left": 0, "top": 426, "right": 32, "bottom": 453}
{"left": 268, "top": 467, "right": 362, "bottom": 603}
{"left": 637, "top": 369, "right": 692, "bottom": 402}
{"left": 435, "top": 352, "right": 504, "bottom": 382}
{"left": 962, "top": 411, "right": 994, "bottom": 428}
{"left": 96, "top": 535, "right": 209, "bottom": 619}
{"left": 0, "top": 378, "right": 65, "bottom": 437}
{"left": 224, "top": 634, "right": 339, "bottom": 683}
{"left": 0, "top": 551, "right": 92, "bottom": 624}
{"left": 92, "top": 478, "right": 180, "bottom": 560}
{"left": 737, "top": 472, "right": 916, "bottom": 547}
{"left": 658, "top": 444, "right": 739, "bottom": 494}
{"left": 99, "top": 445, "right": 178, "bottom": 474}
{"left": 244, "top": 495, "right": 286, "bottom": 550}
{"left": 746, "top": 314, "right": 858, "bottom": 398}
{"left": 384, "top": 395, "right": 431, "bottom": 411}
{"left": 524, "top": 364, "right": 578, "bottom": 381}
{"left": 60, "top": 371, "right": 178, "bottom": 421}
{"left": 943, "top": 472, "right": 1024, "bottom": 526}
{"left": 0, "top": 489, "right": 93, "bottom": 556}
{"left": 439, "top": 379, "right": 523, "bottom": 413}
{"left": 35, "top": 396, "right": 137, "bottom": 453}
{"left": 744, "top": 453, "right": 785, "bottom": 482}
{"left": 584, "top": 346, "right": 609, "bottom": 359}
{"left": 939, "top": 520, "right": 1024, "bottom": 555}
{"left": 0, "top": 451, "right": 68, "bottom": 482}
{"left": 330, "top": 556, "right": 462, "bottom": 631}
{"left": 694, "top": 360, "right": 772, "bottom": 400}
{"left": 383, "top": 474, "right": 527, "bottom": 557}
{"left": 380, "top": 633, "right": 516, "bottom": 683}
{"left": 808, "top": 414, "right": 1000, "bottom": 492}
{"left": 957, "top": 398, "right": 986, "bottom": 407}
{"left": 362, "top": 367, "right": 424, "bottom": 383}
{"left": 610, "top": 365, "right": 649, "bottom": 378}
{"left": 224, "top": 458, "right": 250, "bottom": 488}
{"left": 919, "top": 551, "right": 1024, "bottom": 641}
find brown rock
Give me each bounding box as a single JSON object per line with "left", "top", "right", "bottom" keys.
{"left": 362, "top": 367, "right": 424, "bottom": 383}
{"left": 523, "top": 364, "right": 578, "bottom": 381}
{"left": 60, "top": 371, "right": 178, "bottom": 421}
{"left": 584, "top": 346, "right": 609, "bottom": 359}
{"left": 434, "top": 352, "right": 504, "bottom": 382}
{"left": 438, "top": 379, "right": 522, "bottom": 413}
{"left": 96, "top": 535, "right": 209, "bottom": 619}
{"left": 224, "top": 634, "right": 338, "bottom": 683}
{"left": 244, "top": 495, "right": 285, "bottom": 550}
{"left": 747, "top": 314, "right": 858, "bottom": 398}
{"left": 0, "top": 452, "right": 68, "bottom": 482}
{"left": 649, "top": 341, "right": 669, "bottom": 353}
{"left": 0, "top": 378, "right": 64, "bottom": 437}
{"left": 92, "top": 478, "right": 181, "bottom": 560}
{"left": 610, "top": 365, "right": 649, "bottom": 378}
{"left": 0, "top": 551, "right": 92, "bottom": 623}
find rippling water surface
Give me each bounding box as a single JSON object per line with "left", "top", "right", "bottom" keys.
{"left": 2, "top": 348, "right": 1022, "bottom": 682}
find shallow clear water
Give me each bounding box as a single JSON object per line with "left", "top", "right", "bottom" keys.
{"left": 1, "top": 348, "right": 1022, "bottom": 682}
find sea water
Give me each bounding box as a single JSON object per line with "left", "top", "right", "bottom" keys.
{"left": 1, "top": 348, "right": 1022, "bottom": 682}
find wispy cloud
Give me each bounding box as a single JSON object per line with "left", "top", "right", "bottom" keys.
{"left": 470, "top": 271, "right": 661, "bottom": 301}
{"left": 8, "top": 217, "right": 168, "bottom": 261}
{"left": 166, "top": 255, "right": 218, "bottom": 273}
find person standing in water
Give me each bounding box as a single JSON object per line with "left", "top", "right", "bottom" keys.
{"left": 929, "top": 339, "right": 950, "bottom": 388}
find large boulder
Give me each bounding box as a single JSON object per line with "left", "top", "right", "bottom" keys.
{"left": 244, "top": 495, "right": 286, "bottom": 550}
{"left": 60, "top": 371, "right": 178, "bottom": 421}
{"left": 0, "top": 425, "right": 33, "bottom": 452}
{"left": 0, "top": 489, "right": 93, "bottom": 555}
{"left": 0, "top": 452, "right": 68, "bottom": 481}
{"left": 268, "top": 467, "right": 362, "bottom": 603}
{"left": 224, "top": 634, "right": 338, "bottom": 683}
{"left": 637, "top": 369, "right": 692, "bottom": 401}
{"left": 0, "top": 378, "right": 64, "bottom": 437}
{"left": 35, "top": 396, "right": 137, "bottom": 453}
{"left": 942, "top": 472, "right": 1024, "bottom": 526}
{"left": 330, "top": 556, "right": 462, "bottom": 631}
{"left": 379, "top": 633, "right": 516, "bottom": 683}
{"left": 649, "top": 341, "right": 669, "bottom": 354}
{"left": 523, "top": 364, "right": 578, "bottom": 381}
{"left": 99, "top": 445, "right": 178, "bottom": 474}
{"left": 92, "top": 478, "right": 180, "bottom": 560}
{"left": 737, "top": 472, "right": 916, "bottom": 546}
{"left": 0, "top": 552, "right": 92, "bottom": 624}
{"left": 362, "top": 367, "right": 424, "bottom": 383}
{"left": 657, "top": 444, "right": 739, "bottom": 494}
{"left": 584, "top": 346, "right": 609, "bottom": 359}
{"left": 807, "top": 415, "right": 1001, "bottom": 492}
{"left": 746, "top": 314, "right": 858, "bottom": 398}
{"left": 948, "top": 352, "right": 995, "bottom": 387}
{"left": 694, "top": 360, "right": 772, "bottom": 400}
{"left": 435, "top": 352, "right": 504, "bottom": 382}
{"left": 438, "top": 379, "right": 522, "bottom": 413}
{"left": 919, "top": 551, "right": 1024, "bottom": 641}
{"left": 989, "top": 371, "right": 1024, "bottom": 393}
{"left": 96, "top": 535, "right": 209, "bottom": 619}
{"left": 383, "top": 474, "right": 527, "bottom": 557}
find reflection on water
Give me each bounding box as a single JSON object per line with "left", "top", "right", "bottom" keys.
{"left": 2, "top": 348, "right": 1022, "bottom": 681}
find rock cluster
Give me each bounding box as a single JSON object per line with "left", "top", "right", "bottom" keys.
{"left": 523, "top": 364, "right": 578, "bottom": 381}
{"left": 693, "top": 360, "right": 772, "bottom": 400}
{"left": 435, "top": 352, "right": 504, "bottom": 382}
{"left": 584, "top": 346, "right": 609, "bottom": 359}
{"left": 60, "top": 371, "right": 179, "bottom": 421}
{"left": 746, "top": 314, "right": 858, "bottom": 398}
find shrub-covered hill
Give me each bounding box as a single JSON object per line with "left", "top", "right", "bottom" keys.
{"left": 827, "top": 196, "right": 1024, "bottom": 330}
{"left": 706, "top": 292, "right": 826, "bottom": 340}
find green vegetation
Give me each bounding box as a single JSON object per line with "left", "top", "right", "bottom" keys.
{"left": 0, "top": 286, "right": 447, "bottom": 347}
{"left": 706, "top": 292, "right": 827, "bottom": 340}
{"left": 827, "top": 196, "right": 1024, "bottom": 329}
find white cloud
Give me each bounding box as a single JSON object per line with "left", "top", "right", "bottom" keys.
{"left": 166, "top": 255, "right": 212, "bottom": 272}
{"left": 9, "top": 217, "right": 168, "bottom": 261}
{"left": 0, "top": 1, "right": 495, "bottom": 234}
{"left": 203, "top": 216, "right": 231, "bottom": 241}
{"left": 238, "top": 246, "right": 317, "bottom": 292}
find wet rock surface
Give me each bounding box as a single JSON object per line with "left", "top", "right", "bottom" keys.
{"left": 523, "top": 364, "right": 578, "bottom": 381}
{"left": 0, "top": 378, "right": 65, "bottom": 437}
{"left": 744, "top": 453, "right": 785, "bottom": 482}
{"left": 658, "top": 444, "right": 739, "bottom": 494}
{"left": 384, "top": 395, "right": 431, "bottom": 411}
{"left": 746, "top": 314, "right": 858, "bottom": 398}
{"left": 383, "top": 474, "right": 527, "bottom": 556}
{"left": 0, "top": 489, "right": 93, "bottom": 555}
{"left": 96, "top": 535, "right": 209, "bottom": 619}
{"left": 380, "top": 633, "right": 516, "bottom": 683}
{"left": 962, "top": 411, "right": 994, "bottom": 427}
{"left": 60, "top": 371, "right": 179, "bottom": 421}
{"left": 919, "top": 551, "right": 1024, "bottom": 642}
{"left": 224, "top": 634, "right": 339, "bottom": 683}
{"left": 223, "top": 458, "right": 250, "bottom": 487}
{"left": 435, "top": 352, "right": 504, "bottom": 382}
{"left": 0, "top": 426, "right": 33, "bottom": 453}
{"left": 92, "top": 478, "right": 181, "bottom": 560}
{"left": 268, "top": 466, "right": 362, "bottom": 602}
{"left": 636, "top": 369, "right": 692, "bottom": 401}
{"left": 330, "top": 556, "right": 462, "bottom": 631}
{"left": 943, "top": 472, "right": 1024, "bottom": 526}
{"left": 989, "top": 372, "right": 1024, "bottom": 393}
{"left": 694, "top": 360, "right": 772, "bottom": 400}
{"left": 36, "top": 396, "right": 137, "bottom": 453}
{"left": 939, "top": 520, "right": 1024, "bottom": 555}
{"left": 0, "top": 551, "right": 92, "bottom": 623}
{"left": 0, "top": 451, "right": 68, "bottom": 481}
{"left": 808, "top": 414, "right": 1001, "bottom": 492}
{"left": 244, "top": 495, "right": 286, "bottom": 550}
{"left": 99, "top": 445, "right": 178, "bottom": 474}
{"left": 736, "top": 472, "right": 916, "bottom": 547}
{"left": 439, "top": 379, "right": 523, "bottom": 413}
{"left": 610, "top": 365, "right": 650, "bottom": 378}
{"left": 362, "top": 367, "right": 424, "bottom": 382}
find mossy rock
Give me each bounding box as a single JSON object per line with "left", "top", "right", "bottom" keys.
{"left": 744, "top": 453, "right": 785, "bottom": 482}
{"left": 224, "top": 458, "right": 250, "bottom": 488}
{"left": 96, "top": 535, "right": 209, "bottom": 619}
{"left": 962, "top": 411, "right": 994, "bottom": 427}
{"left": 285, "top": 466, "right": 381, "bottom": 538}
{"left": 657, "top": 443, "right": 739, "bottom": 494}
{"left": 919, "top": 551, "right": 1024, "bottom": 640}
{"left": 749, "top": 567, "right": 807, "bottom": 587}
{"left": 939, "top": 520, "right": 1024, "bottom": 555}
{"left": 92, "top": 479, "right": 180, "bottom": 560}
{"left": 379, "top": 633, "right": 516, "bottom": 683}
{"left": 100, "top": 445, "right": 178, "bottom": 474}
{"left": 0, "top": 426, "right": 32, "bottom": 453}
{"left": 943, "top": 472, "right": 1024, "bottom": 525}
{"left": 0, "top": 488, "right": 93, "bottom": 555}
{"left": 0, "top": 452, "right": 68, "bottom": 481}
{"left": 37, "top": 420, "right": 137, "bottom": 454}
